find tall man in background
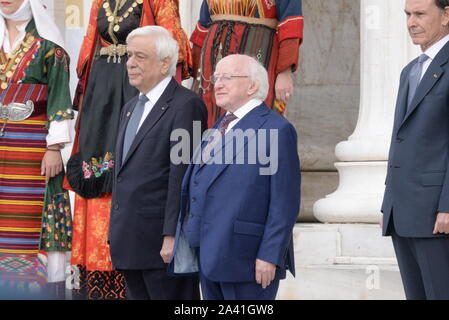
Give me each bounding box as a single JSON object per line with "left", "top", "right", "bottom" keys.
{"left": 382, "top": 0, "right": 449, "bottom": 299}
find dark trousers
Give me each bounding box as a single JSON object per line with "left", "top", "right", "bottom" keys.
{"left": 199, "top": 271, "right": 279, "bottom": 300}
{"left": 121, "top": 269, "right": 200, "bottom": 300}
{"left": 388, "top": 216, "right": 449, "bottom": 300}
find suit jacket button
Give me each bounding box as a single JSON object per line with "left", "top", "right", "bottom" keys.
{"left": 117, "top": 177, "right": 122, "bottom": 183}
{"left": 114, "top": 204, "right": 119, "bottom": 210}
{"left": 191, "top": 197, "right": 197, "bottom": 202}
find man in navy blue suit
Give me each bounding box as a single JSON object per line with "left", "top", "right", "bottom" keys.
{"left": 382, "top": 0, "right": 449, "bottom": 299}
{"left": 169, "top": 54, "right": 301, "bottom": 300}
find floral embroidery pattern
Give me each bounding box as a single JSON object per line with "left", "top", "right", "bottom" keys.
{"left": 41, "top": 192, "right": 72, "bottom": 251}
{"left": 48, "top": 108, "right": 74, "bottom": 122}
{"left": 71, "top": 195, "right": 114, "bottom": 271}
{"left": 82, "top": 152, "right": 114, "bottom": 179}
{"left": 54, "top": 47, "right": 70, "bottom": 71}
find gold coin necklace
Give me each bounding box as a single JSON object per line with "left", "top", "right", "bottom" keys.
{"left": 0, "top": 34, "right": 35, "bottom": 90}
{"left": 103, "top": 0, "right": 142, "bottom": 35}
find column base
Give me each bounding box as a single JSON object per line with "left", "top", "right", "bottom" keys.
{"left": 277, "top": 223, "right": 404, "bottom": 300}
{"left": 335, "top": 138, "right": 390, "bottom": 162}
{"left": 313, "top": 161, "right": 386, "bottom": 223}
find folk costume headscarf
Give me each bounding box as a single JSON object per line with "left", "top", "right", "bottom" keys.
{"left": 0, "top": 0, "right": 66, "bottom": 51}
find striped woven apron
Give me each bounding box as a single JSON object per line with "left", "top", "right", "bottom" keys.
{"left": 0, "top": 83, "right": 48, "bottom": 290}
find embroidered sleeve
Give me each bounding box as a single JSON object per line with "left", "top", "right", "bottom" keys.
{"left": 276, "top": 0, "right": 304, "bottom": 73}
{"left": 44, "top": 44, "right": 74, "bottom": 125}
{"left": 151, "top": 0, "right": 193, "bottom": 78}
{"left": 190, "top": 1, "right": 211, "bottom": 48}
{"left": 277, "top": 38, "right": 301, "bottom": 74}
{"left": 76, "top": 0, "right": 102, "bottom": 79}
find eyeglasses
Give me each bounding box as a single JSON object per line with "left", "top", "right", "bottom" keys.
{"left": 211, "top": 74, "right": 249, "bottom": 84}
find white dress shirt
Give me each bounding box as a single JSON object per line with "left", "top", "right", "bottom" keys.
{"left": 420, "top": 34, "right": 449, "bottom": 80}
{"left": 137, "top": 76, "right": 172, "bottom": 131}
{"left": 225, "top": 99, "right": 263, "bottom": 133}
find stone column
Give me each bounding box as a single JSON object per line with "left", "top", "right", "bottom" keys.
{"left": 313, "top": 0, "right": 420, "bottom": 223}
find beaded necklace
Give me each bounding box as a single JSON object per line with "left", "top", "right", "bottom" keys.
{"left": 103, "top": 0, "right": 143, "bottom": 44}
{"left": 0, "top": 33, "right": 36, "bottom": 90}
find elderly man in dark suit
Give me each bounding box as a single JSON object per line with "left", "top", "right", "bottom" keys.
{"left": 108, "top": 26, "right": 207, "bottom": 300}
{"left": 169, "top": 54, "right": 301, "bottom": 300}
{"left": 381, "top": 0, "right": 449, "bottom": 300}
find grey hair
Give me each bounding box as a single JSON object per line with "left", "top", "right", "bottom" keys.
{"left": 245, "top": 56, "right": 269, "bottom": 101}
{"left": 126, "top": 26, "right": 179, "bottom": 76}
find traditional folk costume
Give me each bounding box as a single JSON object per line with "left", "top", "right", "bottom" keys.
{"left": 191, "top": 0, "right": 304, "bottom": 127}
{"left": 0, "top": 0, "right": 73, "bottom": 296}
{"left": 65, "top": 0, "right": 191, "bottom": 299}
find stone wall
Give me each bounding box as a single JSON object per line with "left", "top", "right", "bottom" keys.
{"left": 292, "top": 0, "right": 360, "bottom": 221}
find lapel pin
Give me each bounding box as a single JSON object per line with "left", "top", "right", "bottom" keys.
{"left": 434, "top": 74, "right": 439, "bottom": 78}
{"left": 127, "top": 111, "right": 131, "bottom": 117}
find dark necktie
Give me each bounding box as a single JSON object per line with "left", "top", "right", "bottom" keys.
{"left": 122, "top": 94, "right": 149, "bottom": 160}
{"left": 217, "top": 113, "right": 238, "bottom": 135}
{"left": 202, "top": 113, "right": 238, "bottom": 163}
{"left": 407, "top": 53, "right": 429, "bottom": 111}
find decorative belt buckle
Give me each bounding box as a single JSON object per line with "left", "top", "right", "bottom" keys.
{"left": 0, "top": 100, "right": 34, "bottom": 121}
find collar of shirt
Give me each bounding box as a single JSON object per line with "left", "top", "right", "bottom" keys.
{"left": 225, "top": 99, "right": 263, "bottom": 133}
{"left": 420, "top": 34, "right": 449, "bottom": 80}
{"left": 423, "top": 33, "right": 449, "bottom": 61}
{"left": 136, "top": 76, "right": 172, "bottom": 131}
{"left": 143, "top": 76, "right": 172, "bottom": 105}
{"left": 3, "top": 20, "right": 30, "bottom": 54}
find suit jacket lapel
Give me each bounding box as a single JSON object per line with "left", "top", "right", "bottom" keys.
{"left": 401, "top": 65, "right": 444, "bottom": 124}
{"left": 196, "top": 114, "right": 225, "bottom": 169}
{"left": 116, "top": 96, "right": 138, "bottom": 173}
{"left": 205, "top": 105, "right": 269, "bottom": 190}
{"left": 400, "top": 41, "right": 449, "bottom": 128}
{"left": 184, "top": 114, "right": 224, "bottom": 189}
{"left": 119, "top": 78, "right": 177, "bottom": 170}
{"left": 392, "top": 68, "right": 411, "bottom": 137}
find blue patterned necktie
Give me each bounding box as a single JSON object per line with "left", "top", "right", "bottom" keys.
{"left": 407, "top": 53, "right": 429, "bottom": 111}
{"left": 122, "top": 94, "right": 149, "bottom": 160}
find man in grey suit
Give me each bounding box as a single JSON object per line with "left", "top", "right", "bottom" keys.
{"left": 382, "top": 0, "right": 449, "bottom": 300}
